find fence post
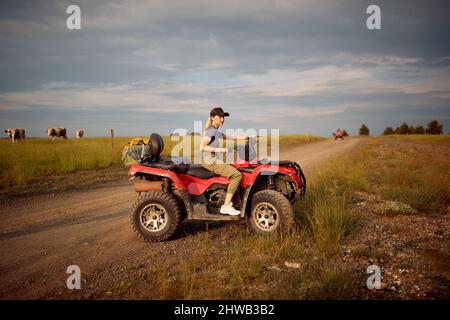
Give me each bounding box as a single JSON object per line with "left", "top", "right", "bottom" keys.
{"left": 111, "top": 129, "right": 115, "bottom": 161}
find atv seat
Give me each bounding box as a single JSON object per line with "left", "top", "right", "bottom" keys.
{"left": 145, "top": 161, "right": 189, "bottom": 174}
{"left": 140, "top": 134, "right": 219, "bottom": 178}
{"left": 185, "top": 165, "right": 220, "bottom": 179}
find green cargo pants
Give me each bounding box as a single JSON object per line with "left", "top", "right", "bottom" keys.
{"left": 202, "top": 162, "right": 242, "bottom": 194}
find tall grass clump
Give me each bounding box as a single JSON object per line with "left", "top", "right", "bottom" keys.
{"left": 296, "top": 180, "right": 359, "bottom": 254}
{"left": 295, "top": 146, "right": 370, "bottom": 253}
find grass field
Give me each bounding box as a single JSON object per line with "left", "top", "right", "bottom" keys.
{"left": 0, "top": 134, "right": 323, "bottom": 191}
{"left": 118, "top": 135, "right": 449, "bottom": 299}
{"left": 390, "top": 134, "right": 450, "bottom": 145}
{"left": 0, "top": 137, "right": 125, "bottom": 190}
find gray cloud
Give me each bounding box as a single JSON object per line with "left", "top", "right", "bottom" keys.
{"left": 0, "top": 0, "right": 449, "bottom": 136}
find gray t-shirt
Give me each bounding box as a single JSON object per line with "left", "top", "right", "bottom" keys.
{"left": 202, "top": 126, "right": 225, "bottom": 164}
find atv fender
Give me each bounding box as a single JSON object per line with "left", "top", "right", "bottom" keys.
{"left": 128, "top": 164, "right": 186, "bottom": 190}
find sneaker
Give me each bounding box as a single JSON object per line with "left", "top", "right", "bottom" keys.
{"left": 220, "top": 204, "right": 240, "bottom": 216}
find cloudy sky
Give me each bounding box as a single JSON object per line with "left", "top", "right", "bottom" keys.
{"left": 1, "top": 0, "right": 449, "bottom": 137}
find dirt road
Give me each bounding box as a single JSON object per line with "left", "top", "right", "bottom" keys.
{"left": 0, "top": 138, "right": 361, "bottom": 299}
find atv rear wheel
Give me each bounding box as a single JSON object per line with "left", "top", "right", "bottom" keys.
{"left": 130, "top": 191, "right": 182, "bottom": 242}
{"left": 249, "top": 190, "right": 294, "bottom": 235}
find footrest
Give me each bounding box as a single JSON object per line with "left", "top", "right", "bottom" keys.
{"left": 192, "top": 211, "right": 241, "bottom": 221}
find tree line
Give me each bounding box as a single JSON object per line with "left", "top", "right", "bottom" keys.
{"left": 383, "top": 120, "right": 444, "bottom": 135}
{"left": 355, "top": 120, "right": 444, "bottom": 136}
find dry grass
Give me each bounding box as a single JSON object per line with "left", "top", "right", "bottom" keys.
{"left": 365, "top": 136, "right": 450, "bottom": 214}
{"left": 275, "top": 134, "right": 325, "bottom": 150}
{"left": 390, "top": 134, "right": 450, "bottom": 146}
{"left": 0, "top": 138, "right": 127, "bottom": 190}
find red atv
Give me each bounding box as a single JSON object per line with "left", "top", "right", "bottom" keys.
{"left": 334, "top": 129, "right": 344, "bottom": 140}
{"left": 128, "top": 134, "right": 306, "bottom": 242}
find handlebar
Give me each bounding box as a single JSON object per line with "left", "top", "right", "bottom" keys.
{"left": 227, "top": 136, "right": 260, "bottom": 153}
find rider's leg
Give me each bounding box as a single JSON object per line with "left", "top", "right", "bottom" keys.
{"left": 202, "top": 163, "right": 242, "bottom": 207}
{"left": 223, "top": 167, "right": 242, "bottom": 206}
{"left": 212, "top": 164, "right": 241, "bottom": 205}
{"left": 224, "top": 193, "right": 233, "bottom": 206}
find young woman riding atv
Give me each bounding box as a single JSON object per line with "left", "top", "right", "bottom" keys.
{"left": 201, "top": 106, "right": 248, "bottom": 216}
{"left": 127, "top": 107, "right": 306, "bottom": 242}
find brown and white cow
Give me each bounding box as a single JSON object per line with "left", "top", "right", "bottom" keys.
{"left": 76, "top": 129, "right": 84, "bottom": 139}
{"left": 46, "top": 127, "right": 67, "bottom": 140}
{"left": 4, "top": 128, "right": 26, "bottom": 143}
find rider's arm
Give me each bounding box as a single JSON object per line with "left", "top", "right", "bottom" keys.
{"left": 200, "top": 136, "right": 227, "bottom": 152}
{"left": 223, "top": 134, "right": 247, "bottom": 140}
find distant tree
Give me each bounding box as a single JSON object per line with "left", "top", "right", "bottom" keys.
{"left": 426, "top": 120, "right": 443, "bottom": 135}
{"left": 414, "top": 125, "right": 425, "bottom": 134}
{"left": 383, "top": 127, "right": 394, "bottom": 135}
{"left": 343, "top": 129, "right": 349, "bottom": 137}
{"left": 398, "top": 122, "right": 409, "bottom": 135}
{"left": 408, "top": 126, "right": 415, "bottom": 134}
{"left": 359, "top": 124, "right": 370, "bottom": 136}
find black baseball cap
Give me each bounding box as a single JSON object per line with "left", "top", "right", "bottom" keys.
{"left": 210, "top": 106, "right": 229, "bottom": 117}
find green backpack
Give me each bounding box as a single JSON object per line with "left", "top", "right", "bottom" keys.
{"left": 121, "top": 137, "right": 152, "bottom": 165}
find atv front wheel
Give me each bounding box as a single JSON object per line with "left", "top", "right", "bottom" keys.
{"left": 130, "top": 191, "right": 182, "bottom": 242}
{"left": 249, "top": 190, "right": 294, "bottom": 235}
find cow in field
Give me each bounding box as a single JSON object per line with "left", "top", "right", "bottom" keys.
{"left": 46, "top": 127, "right": 67, "bottom": 140}
{"left": 4, "top": 128, "right": 26, "bottom": 143}
{"left": 76, "top": 129, "right": 84, "bottom": 139}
